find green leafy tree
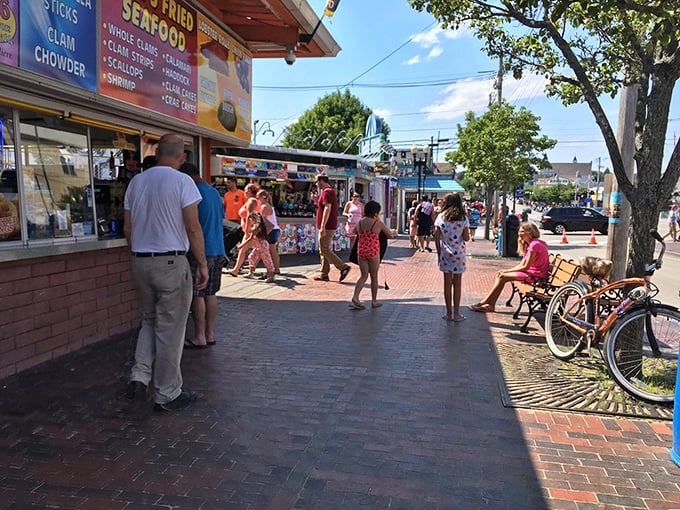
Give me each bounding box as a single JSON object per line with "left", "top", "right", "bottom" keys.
{"left": 447, "top": 103, "right": 555, "bottom": 190}
{"left": 459, "top": 172, "right": 485, "bottom": 200}
{"left": 446, "top": 103, "right": 555, "bottom": 237}
{"left": 281, "top": 90, "right": 390, "bottom": 154}
{"left": 532, "top": 183, "right": 577, "bottom": 205}
{"left": 408, "top": 0, "right": 680, "bottom": 275}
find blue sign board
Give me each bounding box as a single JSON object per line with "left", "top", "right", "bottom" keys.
{"left": 20, "top": 0, "right": 98, "bottom": 92}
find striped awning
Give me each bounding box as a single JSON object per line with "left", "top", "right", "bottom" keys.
{"left": 397, "top": 176, "right": 464, "bottom": 193}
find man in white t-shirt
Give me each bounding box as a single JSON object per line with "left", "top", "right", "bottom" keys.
{"left": 123, "top": 133, "right": 208, "bottom": 412}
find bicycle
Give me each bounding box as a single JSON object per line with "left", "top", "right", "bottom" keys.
{"left": 544, "top": 230, "right": 680, "bottom": 403}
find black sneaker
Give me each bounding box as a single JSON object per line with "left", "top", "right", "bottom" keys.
{"left": 125, "top": 380, "right": 147, "bottom": 401}
{"left": 154, "top": 389, "right": 198, "bottom": 412}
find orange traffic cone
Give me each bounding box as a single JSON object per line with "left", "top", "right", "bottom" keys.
{"left": 561, "top": 228, "right": 569, "bottom": 244}
{"left": 589, "top": 229, "right": 597, "bottom": 245}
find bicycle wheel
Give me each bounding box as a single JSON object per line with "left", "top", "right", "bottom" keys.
{"left": 605, "top": 304, "right": 680, "bottom": 403}
{"left": 544, "top": 280, "right": 592, "bottom": 360}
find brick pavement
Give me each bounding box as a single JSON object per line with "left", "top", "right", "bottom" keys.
{"left": 0, "top": 234, "right": 678, "bottom": 509}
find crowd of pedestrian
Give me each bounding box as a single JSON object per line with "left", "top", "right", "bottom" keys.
{"left": 121, "top": 141, "right": 548, "bottom": 413}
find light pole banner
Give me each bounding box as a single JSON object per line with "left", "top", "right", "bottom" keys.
{"left": 324, "top": 0, "right": 340, "bottom": 17}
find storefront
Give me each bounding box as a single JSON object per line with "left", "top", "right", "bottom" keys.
{"left": 211, "top": 146, "right": 372, "bottom": 254}
{"left": 0, "top": 0, "right": 339, "bottom": 378}
{"left": 396, "top": 176, "right": 465, "bottom": 232}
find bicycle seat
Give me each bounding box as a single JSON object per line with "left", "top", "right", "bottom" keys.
{"left": 579, "top": 256, "right": 613, "bottom": 280}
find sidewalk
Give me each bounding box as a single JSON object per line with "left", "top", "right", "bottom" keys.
{"left": 0, "top": 235, "right": 678, "bottom": 509}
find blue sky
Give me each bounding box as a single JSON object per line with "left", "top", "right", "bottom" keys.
{"left": 251, "top": 0, "right": 679, "bottom": 170}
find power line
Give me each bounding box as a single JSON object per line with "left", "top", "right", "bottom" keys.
{"left": 254, "top": 76, "right": 472, "bottom": 91}
{"left": 341, "top": 20, "right": 439, "bottom": 87}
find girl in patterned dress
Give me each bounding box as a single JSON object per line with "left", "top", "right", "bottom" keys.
{"left": 434, "top": 193, "right": 470, "bottom": 322}
{"left": 243, "top": 212, "right": 276, "bottom": 283}
{"left": 350, "top": 200, "right": 394, "bottom": 310}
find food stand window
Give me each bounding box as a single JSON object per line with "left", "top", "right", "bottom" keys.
{"left": 87, "top": 127, "right": 144, "bottom": 238}
{"left": 0, "top": 106, "right": 19, "bottom": 243}
{"left": 18, "top": 111, "right": 95, "bottom": 240}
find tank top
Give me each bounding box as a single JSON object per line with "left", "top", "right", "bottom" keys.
{"left": 262, "top": 208, "right": 280, "bottom": 232}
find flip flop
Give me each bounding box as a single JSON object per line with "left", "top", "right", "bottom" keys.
{"left": 184, "top": 339, "right": 208, "bottom": 349}
{"left": 207, "top": 341, "right": 216, "bottom": 346}
{"left": 469, "top": 304, "right": 493, "bottom": 313}
{"left": 453, "top": 316, "right": 467, "bottom": 323}
{"left": 349, "top": 301, "right": 366, "bottom": 310}
{"left": 371, "top": 303, "right": 383, "bottom": 308}
{"left": 442, "top": 316, "right": 453, "bottom": 322}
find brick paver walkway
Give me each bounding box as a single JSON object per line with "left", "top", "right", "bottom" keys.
{"left": 0, "top": 235, "right": 678, "bottom": 509}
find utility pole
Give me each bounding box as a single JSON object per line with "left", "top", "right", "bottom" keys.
{"left": 494, "top": 53, "right": 508, "bottom": 256}
{"left": 596, "top": 157, "right": 601, "bottom": 206}
{"left": 605, "top": 85, "right": 637, "bottom": 281}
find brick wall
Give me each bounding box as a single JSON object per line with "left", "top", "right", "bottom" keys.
{"left": 0, "top": 247, "right": 139, "bottom": 379}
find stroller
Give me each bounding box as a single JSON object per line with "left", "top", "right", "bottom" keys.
{"left": 223, "top": 220, "right": 244, "bottom": 269}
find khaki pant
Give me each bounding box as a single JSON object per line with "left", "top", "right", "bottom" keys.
{"left": 129, "top": 255, "right": 192, "bottom": 404}
{"left": 318, "top": 229, "right": 346, "bottom": 277}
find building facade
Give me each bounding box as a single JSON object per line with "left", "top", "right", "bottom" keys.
{"left": 0, "top": 0, "right": 339, "bottom": 378}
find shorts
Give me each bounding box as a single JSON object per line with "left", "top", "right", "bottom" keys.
{"left": 519, "top": 272, "right": 545, "bottom": 284}
{"left": 188, "top": 253, "right": 225, "bottom": 297}
{"left": 267, "top": 228, "right": 281, "bottom": 245}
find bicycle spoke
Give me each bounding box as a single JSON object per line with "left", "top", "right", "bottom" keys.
{"left": 545, "top": 282, "right": 590, "bottom": 360}
{"left": 605, "top": 306, "right": 679, "bottom": 403}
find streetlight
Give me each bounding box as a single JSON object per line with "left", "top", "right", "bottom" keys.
{"left": 574, "top": 170, "right": 580, "bottom": 204}
{"left": 411, "top": 144, "right": 430, "bottom": 199}
{"left": 411, "top": 145, "right": 420, "bottom": 200}
{"left": 253, "top": 120, "right": 274, "bottom": 144}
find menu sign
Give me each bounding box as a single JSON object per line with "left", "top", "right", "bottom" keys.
{"left": 0, "top": 0, "right": 19, "bottom": 66}
{"left": 100, "top": 0, "right": 198, "bottom": 123}
{"left": 19, "top": 0, "right": 98, "bottom": 91}
{"left": 196, "top": 13, "right": 252, "bottom": 141}
{"left": 0, "top": 0, "right": 252, "bottom": 142}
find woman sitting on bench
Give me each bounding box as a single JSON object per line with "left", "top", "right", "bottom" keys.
{"left": 470, "top": 222, "right": 549, "bottom": 313}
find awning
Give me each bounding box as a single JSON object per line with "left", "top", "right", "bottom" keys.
{"left": 397, "top": 176, "right": 464, "bottom": 193}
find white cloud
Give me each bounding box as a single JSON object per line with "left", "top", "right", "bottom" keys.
{"left": 412, "top": 26, "right": 444, "bottom": 48}
{"left": 372, "top": 108, "right": 392, "bottom": 118}
{"left": 406, "top": 24, "right": 468, "bottom": 65}
{"left": 427, "top": 47, "right": 443, "bottom": 60}
{"left": 422, "top": 73, "right": 550, "bottom": 121}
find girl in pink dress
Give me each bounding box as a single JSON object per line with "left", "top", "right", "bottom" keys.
{"left": 243, "top": 212, "right": 275, "bottom": 283}
{"left": 350, "top": 200, "right": 394, "bottom": 310}
{"left": 229, "top": 183, "right": 261, "bottom": 277}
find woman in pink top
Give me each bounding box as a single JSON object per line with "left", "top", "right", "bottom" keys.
{"left": 470, "top": 222, "right": 549, "bottom": 313}
{"left": 343, "top": 192, "right": 363, "bottom": 250}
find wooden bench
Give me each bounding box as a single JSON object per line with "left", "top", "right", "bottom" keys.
{"left": 505, "top": 253, "right": 582, "bottom": 333}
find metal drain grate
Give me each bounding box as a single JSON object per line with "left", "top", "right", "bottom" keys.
{"left": 494, "top": 343, "right": 673, "bottom": 420}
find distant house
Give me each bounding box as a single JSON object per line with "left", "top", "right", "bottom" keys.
{"left": 534, "top": 160, "right": 592, "bottom": 189}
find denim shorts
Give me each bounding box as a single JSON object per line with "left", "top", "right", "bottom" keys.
{"left": 267, "top": 228, "right": 281, "bottom": 245}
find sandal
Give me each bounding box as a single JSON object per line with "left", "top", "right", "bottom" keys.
{"left": 349, "top": 300, "right": 365, "bottom": 310}
{"left": 469, "top": 303, "right": 494, "bottom": 313}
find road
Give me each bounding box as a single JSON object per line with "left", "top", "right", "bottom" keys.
{"left": 526, "top": 211, "right": 680, "bottom": 306}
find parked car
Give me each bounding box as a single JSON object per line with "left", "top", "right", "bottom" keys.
{"left": 540, "top": 206, "right": 608, "bottom": 235}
